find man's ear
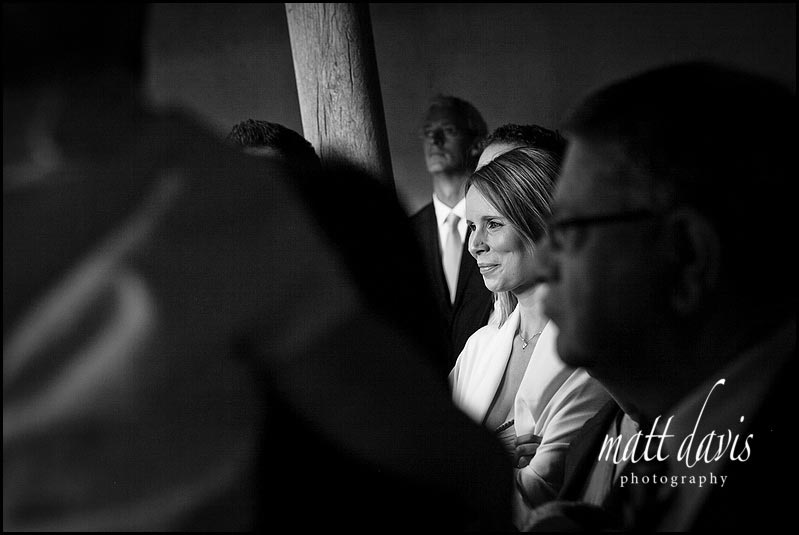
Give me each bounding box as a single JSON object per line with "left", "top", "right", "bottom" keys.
{"left": 664, "top": 207, "right": 721, "bottom": 316}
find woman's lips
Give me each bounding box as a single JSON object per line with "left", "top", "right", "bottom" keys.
{"left": 478, "top": 263, "right": 499, "bottom": 274}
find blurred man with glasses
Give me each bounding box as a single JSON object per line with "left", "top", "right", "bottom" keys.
{"left": 525, "top": 62, "right": 795, "bottom": 532}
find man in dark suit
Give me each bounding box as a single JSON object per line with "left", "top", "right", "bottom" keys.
{"left": 524, "top": 62, "right": 795, "bottom": 531}
{"left": 411, "top": 95, "right": 493, "bottom": 371}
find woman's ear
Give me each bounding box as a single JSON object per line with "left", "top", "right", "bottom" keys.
{"left": 664, "top": 207, "right": 721, "bottom": 316}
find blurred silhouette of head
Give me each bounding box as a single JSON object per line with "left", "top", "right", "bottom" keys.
{"left": 227, "top": 119, "right": 321, "bottom": 177}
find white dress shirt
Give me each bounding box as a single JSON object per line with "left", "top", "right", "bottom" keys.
{"left": 432, "top": 194, "right": 467, "bottom": 255}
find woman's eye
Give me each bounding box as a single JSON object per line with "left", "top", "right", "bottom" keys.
{"left": 487, "top": 220, "right": 502, "bottom": 230}
{"left": 467, "top": 222, "right": 476, "bottom": 232}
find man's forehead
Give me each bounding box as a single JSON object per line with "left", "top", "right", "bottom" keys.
{"left": 553, "top": 137, "right": 645, "bottom": 213}
{"left": 243, "top": 146, "right": 283, "bottom": 160}
{"left": 423, "top": 106, "right": 466, "bottom": 127}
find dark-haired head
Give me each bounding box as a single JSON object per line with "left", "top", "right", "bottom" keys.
{"left": 477, "top": 123, "right": 566, "bottom": 170}
{"left": 227, "top": 119, "right": 321, "bottom": 176}
{"left": 561, "top": 61, "right": 796, "bottom": 312}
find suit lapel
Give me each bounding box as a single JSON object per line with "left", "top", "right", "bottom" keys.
{"left": 452, "top": 228, "right": 476, "bottom": 309}
{"left": 417, "top": 206, "right": 451, "bottom": 314}
{"left": 559, "top": 400, "right": 622, "bottom": 500}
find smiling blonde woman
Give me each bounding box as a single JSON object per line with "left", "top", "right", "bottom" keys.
{"left": 450, "top": 146, "right": 610, "bottom": 528}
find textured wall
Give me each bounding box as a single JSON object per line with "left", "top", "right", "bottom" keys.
{"left": 147, "top": 3, "right": 796, "bottom": 213}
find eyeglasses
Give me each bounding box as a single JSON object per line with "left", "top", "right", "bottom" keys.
{"left": 419, "top": 125, "right": 467, "bottom": 140}
{"left": 546, "top": 209, "right": 656, "bottom": 251}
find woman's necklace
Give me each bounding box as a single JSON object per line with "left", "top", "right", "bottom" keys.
{"left": 518, "top": 330, "right": 543, "bottom": 350}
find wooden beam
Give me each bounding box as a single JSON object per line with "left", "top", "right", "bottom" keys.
{"left": 285, "top": 3, "right": 395, "bottom": 194}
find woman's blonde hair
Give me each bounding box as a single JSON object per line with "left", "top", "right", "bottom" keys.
{"left": 467, "top": 146, "right": 560, "bottom": 326}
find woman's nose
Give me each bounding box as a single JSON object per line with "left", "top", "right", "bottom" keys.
{"left": 468, "top": 227, "right": 487, "bottom": 258}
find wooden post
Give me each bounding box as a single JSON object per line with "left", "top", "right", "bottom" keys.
{"left": 285, "top": 3, "right": 395, "bottom": 194}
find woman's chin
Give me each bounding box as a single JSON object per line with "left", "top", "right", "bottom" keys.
{"left": 482, "top": 279, "right": 506, "bottom": 294}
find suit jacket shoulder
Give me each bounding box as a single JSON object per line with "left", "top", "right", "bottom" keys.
{"left": 410, "top": 200, "right": 493, "bottom": 368}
